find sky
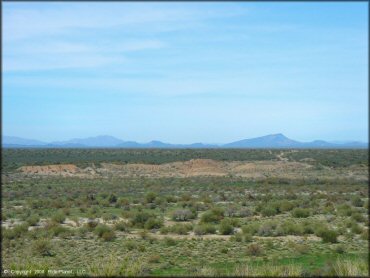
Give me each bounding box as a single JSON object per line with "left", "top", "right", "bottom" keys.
{"left": 3, "top": 2, "right": 368, "bottom": 144}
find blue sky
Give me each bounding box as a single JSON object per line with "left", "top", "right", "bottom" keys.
{"left": 3, "top": 2, "right": 368, "bottom": 143}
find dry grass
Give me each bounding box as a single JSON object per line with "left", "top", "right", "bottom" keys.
{"left": 88, "top": 255, "right": 148, "bottom": 277}
{"left": 332, "top": 258, "right": 368, "bottom": 276}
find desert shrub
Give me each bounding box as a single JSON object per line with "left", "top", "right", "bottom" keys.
{"left": 102, "top": 230, "right": 116, "bottom": 241}
{"left": 145, "top": 192, "right": 157, "bottom": 203}
{"left": 261, "top": 206, "right": 278, "bottom": 217}
{"left": 94, "top": 224, "right": 112, "bottom": 238}
{"left": 337, "top": 204, "right": 353, "bottom": 216}
{"left": 51, "top": 211, "right": 66, "bottom": 224}
{"left": 315, "top": 228, "right": 338, "bottom": 243}
{"left": 131, "top": 211, "right": 154, "bottom": 228}
{"left": 291, "top": 208, "right": 310, "bottom": 218}
{"left": 108, "top": 194, "right": 117, "bottom": 204}
{"left": 360, "top": 230, "right": 368, "bottom": 240}
{"left": 159, "top": 226, "right": 169, "bottom": 234}
{"left": 230, "top": 233, "right": 243, "bottom": 242}
{"left": 276, "top": 222, "right": 303, "bottom": 236}
{"left": 33, "top": 239, "right": 53, "bottom": 256}
{"left": 238, "top": 208, "right": 253, "bottom": 217}
{"left": 350, "top": 222, "right": 363, "bottom": 234}
{"left": 86, "top": 220, "right": 98, "bottom": 230}
{"left": 125, "top": 240, "right": 137, "bottom": 250}
{"left": 169, "top": 223, "right": 193, "bottom": 235}
{"left": 335, "top": 245, "right": 346, "bottom": 254}
{"left": 243, "top": 232, "right": 253, "bottom": 242}
{"left": 219, "top": 219, "right": 234, "bottom": 235}
{"left": 77, "top": 226, "right": 89, "bottom": 238}
{"left": 12, "top": 223, "right": 29, "bottom": 238}
{"left": 102, "top": 213, "right": 117, "bottom": 221}
{"left": 114, "top": 221, "right": 129, "bottom": 232}
{"left": 3, "top": 228, "right": 17, "bottom": 240}
{"left": 164, "top": 237, "right": 177, "bottom": 246}
{"left": 301, "top": 220, "right": 316, "bottom": 234}
{"left": 351, "top": 212, "right": 366, "bottom": 223}
{"left": 241, "top": 223, "right": 260, "bottom": 236}
{"left": 144, "top": 218, "right": 163, "bottom": 230}
{"left": 193, "top": 224, "right": 216, "bottom": 235}
{"left": 278, "top": 200, "right": 295, "bottom": 212}
{"left": 171, "top": 209, "right": 196, "bottom": 221}
{"left": 26, "top": 215, "right": 40, "bottom": 226}
{"left": 50, "top": 225, "right": 69, "bottom": 237}
{"left": 352, "top": 196, "right": 364, "bottom": 207}
{"left": 118, "top": 197, "right": 130, "bottom": 207}
{"left": 246, "top": 243, "right": 263, "bottom": 256}
{"left": 257, "top": 221, "right": 278, "bottom": 237}
{"left": 200, "top": 207, "right": 224, "bottom": 224}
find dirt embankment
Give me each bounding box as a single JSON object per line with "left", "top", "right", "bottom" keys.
{"left": 18, "top": 164, "right": 93, "bottom": 177}
{"left": 16, "top": 158, "right": 367, "bottom": 181}
{"left": 18, "top": 159, "right": 306, "bottom": 178}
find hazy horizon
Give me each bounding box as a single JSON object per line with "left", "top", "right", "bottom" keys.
{"left": 3, "top": 2, "right": 368, "bottom": 144}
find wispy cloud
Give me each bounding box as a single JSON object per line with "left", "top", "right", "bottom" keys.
{"left": 4, "top": 3, "right": 246, "bottom": 72}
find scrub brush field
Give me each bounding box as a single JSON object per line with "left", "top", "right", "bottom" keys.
{"left": 1, "top": 149, "right": 368, "bottom": 276}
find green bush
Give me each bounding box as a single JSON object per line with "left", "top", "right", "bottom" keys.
{"left": 145, "top": 192, "right": 157, "bottom": 203}
{"left": 261, "top": 206, "right": 278, "bottom": 217}
{"left": 144, "top": 218, "right": 163, "bottom": 230}
{"left": 51, "top": 211, "right": 66, "bottom": 224}
{"left": 316, "top": 228, "right": 338, "bottom": 243}
{"left": 11, "top": 223, "right": 29, "bottom": 238}
{"left": 94, "top": 224, "right": 112, "bottom": 238}
{"left": 194, "top": 224, "right": 216, "bottom": 235}
{"left": 114, "top": 221, "right": 129, "bottom": 232}
{"left": 302, "top": 220, "right": 316, "bottom": 234}
{"left": 102, "top": 230, "right": 116, "bottom": 241}
{"left": 131, "top": 211, "right": 154, "bottom": 228}
{"left": 242, "top": 223, "right": 260, "bottom": 236}
{"left": 77, "top": 226, "right": 88, "bottom": 238}
{"left": 278, "top": 200, "right": 295, "bottom": 212}
{"left": 219, "top": 219, "right": 234, "bottom": 235}
{"left": 50, "top": 225, "right": 70, "bottom": 238}
{"left": 33, "top": 239, "right": 53, "bottom": 256}
{"left": 352, "top": 197, "right": 364, "bottom": 207}
{"left": 277, "top": 222, "right": 303, "bottom": 236}
{"left": 169, "top": 223, "right": 193, "bottom": 235}
{"left": 351, "top": 212, "right": 366, "bottom": 223}
{"left": 291, "top": 208, "right": 310, "bottom": 218}
{"left": 102, "top": 213, "right": 117, "bottom": 221}
{"left": 164, "top": 237, "right": 177, "bottom": 246}
{"left": 26, "top": 215, "right": 40, "bottom": 226}
{"left": 200, "top": 208, "right": 224, "bottom": 224}
{"left": 350, "top": 222, "right": 363, "bottom": 234}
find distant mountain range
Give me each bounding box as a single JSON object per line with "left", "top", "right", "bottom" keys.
{"left": 2, "top": 134, "right": 368, "bottom": 149}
